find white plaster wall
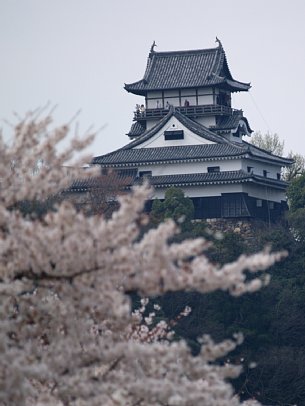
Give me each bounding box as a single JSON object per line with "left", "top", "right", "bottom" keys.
{"left": 147, "top": 91, "right": 162, "bottom": 98}
{"left": 146, "top": 119, "right": 159, "bottom": 130}
{"left": 182, "top": 96, "right": 197, "bottom": 106}
{"left": 181, "top": 88, "right": 196, "bottom": 96}
{"left": 195, "top": 116, "right": 216, "bottom": 127}
{"left": 198, "top": 87, "right": 213, "bottom": 96}
{"left": 164, "top": 97, "right": 180, "bottom": 106}
{"left": 164, "top": 90, "right": 179, "bottom": 97}
{"left": 241, "top": 159, "right": 282, "bottom": 179}
{"left": 138, "top": 159, "right": 242, "bottom": 176}
{"left": 135, "top": 116, "right": 216, "bottom": 148}
{"left": 152, "top": 184, "right": 244, "bottom": 199}
{"left": 147, "top": 99, "right": 163, "bottom": 109}
{"left": 198, "top": 94, "right": 213, "bottom": 105}
{"left": 242, "top": 184, "right": 286, "bottom": 203}
{"left": 151, "top": 183, "right": 286, "bottom": 202}
{"left": 146, "top": 88, "right": 215, "bottom": 108}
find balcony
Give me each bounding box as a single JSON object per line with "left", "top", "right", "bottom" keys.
{"left": 134, "top": 104, "right": 233, "bottom": 121}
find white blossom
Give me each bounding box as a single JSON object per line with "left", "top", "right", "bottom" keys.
{"left": 0, "top": 114, "right": 287, "bottom": 405}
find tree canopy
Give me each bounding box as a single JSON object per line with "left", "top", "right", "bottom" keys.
{"left": 250, "top": 131, "right": 305, "bottom": 181}
{"left": 151, "top": 187, "right": 195, "bottom": 232}
{"left": 250, "top": 131, "right": 284, "bottom": 156}
{"left": 0, "top": 113, "right": 282, "bottom": 405}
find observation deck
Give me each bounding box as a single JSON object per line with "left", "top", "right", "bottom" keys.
{"left": 134, "top": 104, "right": 233, "bottom": 122}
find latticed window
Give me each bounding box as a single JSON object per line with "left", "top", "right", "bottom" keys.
{"left": 222, "top": 195, "right": 250, "bottom": 217}
{"left": 207, "top": 166, "right": 220, "bottom": 173}
{"left": 138, "top": 171, "right": 152, "bottom": 178}
{"left": 164, "top": 130, "right": 184, "bottom": 140}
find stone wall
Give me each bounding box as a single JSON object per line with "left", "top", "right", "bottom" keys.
{"left": 204, "top": 218, "right": 271, "bottom": 248}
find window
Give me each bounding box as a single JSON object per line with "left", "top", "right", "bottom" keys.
{"left": 268, "top": 201, "right": 275, "bottom": 209}
{"left": 277, "top": 173, "right": 281, "bottom": 180}
{"left": 207, "top": 166, "right": 220, "bottom": 173}
{"left": 222, "top": 195, "right": 249, "bottom": 217}
{"left": 164, "top": 130, "right": 184, "bottom": 140}
{"left": 256, "top": 199, "right": 263, "bottom": 207}
{"left": 138, "top": 171, "right": 152, "bottom": 178}
{"left": 247, "top": 166, "right": 253, "bottom": 173}
{"left": 263, "top": 170, "right": 268, "bottom": 177}
{"left": 117, "top": 169, "right": 137, "bottom": 177}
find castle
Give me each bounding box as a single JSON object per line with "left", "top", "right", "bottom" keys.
{"left": 77, "top": 40, "right": 293, "bottom": 222}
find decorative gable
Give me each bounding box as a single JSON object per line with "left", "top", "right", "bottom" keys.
{"left": 135, "top": 116, "right": 215, "bottom": 148}
{"left": 89, "top": 41, "right": 295, "bottom": 223}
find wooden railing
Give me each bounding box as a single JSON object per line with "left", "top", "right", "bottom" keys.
{"left": 134, "top": 104, "right": 233, "bottom": 121}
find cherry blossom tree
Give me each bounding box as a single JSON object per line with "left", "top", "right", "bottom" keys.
{"left": 0, "top": 112, "right": 285, "bottom": 406}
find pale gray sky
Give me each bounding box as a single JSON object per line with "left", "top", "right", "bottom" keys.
{"left": 1, "top": 0, "right": 305, "bottom": 157}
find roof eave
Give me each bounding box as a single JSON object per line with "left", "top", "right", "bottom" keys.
{"left": 124, "top": 82, "right": 147, "bottom": 96}
{"left": 124, "top": 81, "right": 251, "bottom": 95}
{"left": 223, "top": 79, "right": 251, "bottom": 92}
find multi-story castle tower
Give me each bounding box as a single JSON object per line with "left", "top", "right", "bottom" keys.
{"left": 91, "top": 40, "right": 292, "bottom": 221}
{"left": 125, "top": 39, "right": 252, "bottom": 142}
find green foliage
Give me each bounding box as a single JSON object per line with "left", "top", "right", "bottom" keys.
{"left": 13, "top": 198, "right": 58, "bottom": 219}
{"left": 208, "top": 232, "right": 247, "bottom": 264}
{"left": 156, "top": 223, "right": 305, "bottom": 405}
{"left": 151, "top": 187, "right": 194, "bottom": 232}
{"left": 150, "top": 185, "right": 305, "bottom": 404}
{"left": 250, "top": 131, "right": 284, "bottom": 156}
{"left": 287, "top": 173, "right": 305, "bottom": 241}
{"left": 283, "top": 151, "right": 305, "bottom": 181}
{"left": 287, "top": 173, "right": 305, "bottom": 211}
{"left": 288, "top": 208, "right": 305, "bottom": 242}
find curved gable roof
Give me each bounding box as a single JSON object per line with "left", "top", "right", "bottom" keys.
{"left": 92, "top": 108, "right": 292, "bottom": 167}
{"left": 92, "top": 144, "right": 246, "bottom": 166}
{"left": 244, "top": 141, "right": 294, "bottom": 165}
{"left": 123, "top": 107, "right": 229, "bottom": 149}
{"left": 214, "top": 110, "right": 253, "bottom": 134}
{"left": 125, "top": 42, "right": 250, "bottom": 95}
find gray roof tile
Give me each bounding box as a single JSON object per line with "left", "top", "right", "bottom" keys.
{"left": 93, "top": 108, "right": 292, "bottom": 166}
{"left": 136, "top": 170, "right": 288, "bottom": 190}
{"left": 125, "top": 45, "right": 250, "bottom": 95}
{"left": 126, "top": 122, "right": 146, "bottom": 137}
{"left": 93, "top": 144, "right": 244, "bottom": 166}
{"left": 214, "top": 110, "right": 253, "bottom": 133}
{"left": 244, "top": 142, "right": 293, "bottom": 165}
{"left": 137, "top": 170, "right": 250, "bottom": 186}
{"left": 68, "top": 170, "right": 288, "bottom": 193}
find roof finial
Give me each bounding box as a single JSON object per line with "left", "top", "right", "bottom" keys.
{"left": 215, "top": 36, "right": 223, "bottom": 48}
{"left": 150, "top": 40, "right": 157, "bottom": 53}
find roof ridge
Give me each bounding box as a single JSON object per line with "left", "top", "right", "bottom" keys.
{"left": 91, "top": 112, "right": 174, "bottom": 161}
{"left": 242, "top": 140, "right": 294, "bottom": 164}
{"left": 172, "top": 109, "right": 231, "bottom": 144}
{"left": 150, "top": 47, "right": 219, "bottom": 57}
{"left": 123, "top": 107, "right": 176, "bottom": 149}
{"left": 243, "top": 140, "right": 283, "bottom": 158}
{"left": 210, "top": 45, "right": 225, "bottom": 79}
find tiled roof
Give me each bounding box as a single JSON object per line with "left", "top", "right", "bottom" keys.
{"left": 92, "top": 144, "right": 245, "bottom": 166}
{"left": 214, "top": 110, "right": 253, "bottom": 133}
{"left": 136, "top": 170, "right": 287, "bottom": 189}
{"left": 67, "top": 172, "right": 136, "bottom": 192}
{"left": 245, "top": 142, "right": 294, "bottom": 165}
{"left": 120, "top": 107, "right": 228, "bottom": 150}
{"left": 136, "top": 170, "right": 250, "bottom": 187}
{"left": 93, "top": 107, "right": 292, "bottom": 167}
{"left": 136, "top": 170, "right": 288, "bottom": 190}
{"left": 126, "top": 122, "right": 146, "bottom": 137}
{"left": 125, "top": 44, "right": 250, "bottom": 95}
{"left": 67, "top": 170, "right": 288, "bottom": 193}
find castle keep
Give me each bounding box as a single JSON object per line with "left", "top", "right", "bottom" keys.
{"left": 89, "top": 40, "right": 293, "bottom": 221}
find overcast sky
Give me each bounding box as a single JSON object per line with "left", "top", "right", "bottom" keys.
{"left": 1, "top": 0, "right": 305, "bottom": 158}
